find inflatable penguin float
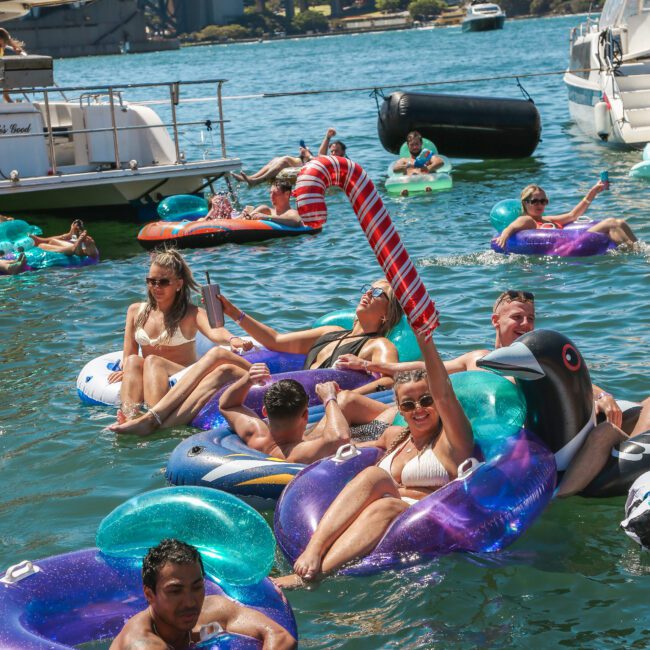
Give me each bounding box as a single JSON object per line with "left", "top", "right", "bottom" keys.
{"left": 477, "top": 329, "right": 649, "bottom": 497}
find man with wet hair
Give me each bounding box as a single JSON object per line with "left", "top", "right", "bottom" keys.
{"left": 111, "top": 538, "right": 296, "bottom": 649}
{"left": 240, "top": 179, "right": 302, "bottom": 227}
{"left": 219, "top": 364, "right": 352, "bottom": 464}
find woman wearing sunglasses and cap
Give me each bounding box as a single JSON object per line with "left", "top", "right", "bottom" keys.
{"left": 273, "top": 329, "right": 474, "bottom": 589}
{"left": 108, "top": 249, "right": 251, "bottom": 422}
{"left": 494, "top": 181, "right": 638, "bottom": 250}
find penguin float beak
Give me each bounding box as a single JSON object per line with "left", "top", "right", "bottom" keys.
{"left": 477, "top": 342, "right": 545, "bottom": 380}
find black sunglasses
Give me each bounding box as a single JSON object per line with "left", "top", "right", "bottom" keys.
{"left": 494, "top": 290, "right": 535, "bottom": 311}
{"left": 360, "top": 284, "right": 388, "bottom": 300}
{"left": 524, "top": 198, "right": 549, "bottom": 206}
{"left": 146, "top": 277, "right": 172, "bottom": 288}
{"left": 399, "top": 394, "right": 435, "bottom": 413}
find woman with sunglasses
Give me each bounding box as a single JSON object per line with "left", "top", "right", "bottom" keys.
{"left": 107, "top": 249, "right": 250, "bottom": 421}
{"left": 273, "top": 330, "right": 474, "bottom": 589}
{"left": 494, "top": 182, "right": 638, "bottom": 250}
{"left": 108, "top": 280, "right": 401, "bottom": 435}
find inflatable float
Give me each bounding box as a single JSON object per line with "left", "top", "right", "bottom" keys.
{"left": 477, "top": 329, "right": 648, "bottom": 497}
{"left": 274, "top": 372, "right": 555, "bottom": 575}
{"left": 489, "top": 199, "right": 615, "bottom": 257}
{"left": 377, "top": 91, "right": 541, "bottom": 159}
{"left": 168, "top": 372, "right": 526, "bottom": 507}
{"left": 629, "top": 143, "right": 650, "bottom": 180}
{"left": 621, "top": 471, "right": 650, "bottom": 549}
{"left": 385, "top": 139, "right": 453, "bottom": 197}
{"left": 0, "top": 487, "right": 296, "bottom": 648}
{"left": 137, "top": 219, "right": 320, "bottom": 251}
{"left": 76, "top": 337, "right": 304, "bottom": 407}
{"left": 0, "top": 220, "right": 99, "bottom": 275}
{"left": 157, "top": 194, "right": 209, "bottom": 221}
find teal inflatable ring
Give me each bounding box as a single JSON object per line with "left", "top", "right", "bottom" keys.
{"left": 96, "top": 486, "right": 276, "bottom": 586}
{"left": 312, "top": 309, "right": 421, "bottom": 362}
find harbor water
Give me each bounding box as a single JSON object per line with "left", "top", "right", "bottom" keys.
{"left": 1, "top": 15, "right": 650, "bottom": 648}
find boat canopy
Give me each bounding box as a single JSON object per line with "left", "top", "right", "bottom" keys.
{"left": 0, "top": 0, "right": 81, "bottom": 22}
{"left": 599, "top": 0, "right": 650, "bottom": 29}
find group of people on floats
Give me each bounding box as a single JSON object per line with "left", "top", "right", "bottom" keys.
{"left": 105, "top": 250, "right": 650, "bottom": 593}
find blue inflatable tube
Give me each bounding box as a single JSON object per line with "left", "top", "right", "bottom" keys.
{"left": 0, "top": 549, "right": 296, "bottom": 649}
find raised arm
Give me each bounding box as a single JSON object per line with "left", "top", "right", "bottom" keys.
{"left": 219, "top": 294, "right": 337, "bottom": 355}
{"left": 318, "top": 128, "right": 336, "bottom": 156}
{"left": 108, "top": 303, "right": 141, "bottom": 384}
{"left": 543, "top": 181, "right": 605, "bottom": 226}
{"left": 418, "top": 334, "right": 473, "bottom": 464}
{"left": 195, "top": 306, "right": 237, "bottom": 346}
{"left": 210, "top": 596, "right": 297, "bottom": 650}
{"left": 219, "top": 364, "right": 272, "bottom": 451}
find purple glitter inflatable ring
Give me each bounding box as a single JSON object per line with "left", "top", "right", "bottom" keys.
{"left": 491, "top": 221, "right": 617, "bottom": 257}
{"left": 0, "top": 548, "right": 296, "bottom": 649}
{"left": 274, "top": 429, "right": 556, "bottom": 576}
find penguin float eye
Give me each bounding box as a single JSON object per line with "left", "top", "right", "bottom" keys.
{"left": 562, "top": 343, "right": 581, "bottom": 371}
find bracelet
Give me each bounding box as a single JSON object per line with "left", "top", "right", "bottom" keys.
{"left": 594, "top": 392, "right": 611, "bottom": 401}
{"left": 362, "top": 360, "right": 370, "bottom": 373}
{"left": 582, "top": 196, "right": 592, "bottom": 204}
{"left": 323, "top": 396, "right": 337, "bottom": 407}
{"left": 235, "top": 310, "right": 246, "bottom": 325}
{"left": 148, "top": 408, "right": 163, "bottom": 426}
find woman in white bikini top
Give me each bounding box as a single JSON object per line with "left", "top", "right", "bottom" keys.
{"left": 275, "top": 330, "right": 475, "bottom": 589}
{"left": 107, "top": 249, "right": 249, "bottom": 422}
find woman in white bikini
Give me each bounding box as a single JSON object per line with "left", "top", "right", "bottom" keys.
{"left": 274, "top": 331, "right": 474, "bottom": 589}
{"left": 107, "top": 249, "right": 251, "bottom": 421}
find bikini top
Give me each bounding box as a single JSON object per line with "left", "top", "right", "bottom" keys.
{"left": 303, "top": 329, "right": 380, "bottom": 370}
{"left": 377, "top": 436, "right": 450, "bottom": 489}
{"left": 536, "top": 220, "right": 563, "bottom": 230}
{"left": 134, "top": 303, "right": 195, "bottom": 348}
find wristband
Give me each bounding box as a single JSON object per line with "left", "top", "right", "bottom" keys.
{"left": 595, "top": 392, "right": 611, "bottom": 401}
{"left": 362, "top": 360, "right": 370, "bottom": 373}
{"left": 235, "top": 310, "right": 246, "bottom": 325}
{"left": 324, "top": 395, "right": 337, "bottom": 407}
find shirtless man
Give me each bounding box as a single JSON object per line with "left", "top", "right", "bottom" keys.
{"left": 233, "top": 127, "right": 345, "bottom": 186}
{"left": 392, "top": 130, "right": 445, "bottom": 176}
{"left": 240, "top": 180, "right": 302, "bottom": 227}
{"left": 110, "top": 538, "right": 295, "bottom": 650}
{"left": 219, "top": 364, "right": 352, "bottom": 464}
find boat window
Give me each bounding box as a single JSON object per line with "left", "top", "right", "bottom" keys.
{"left": 599, "top": 0, "right": 634, "bottom": 27}
{"left": 642, "top": 0, "right": 650, "bottom": 11}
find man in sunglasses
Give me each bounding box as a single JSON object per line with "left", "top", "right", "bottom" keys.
{"left": 219, "top": 364, "right": 354, "bottom": 464}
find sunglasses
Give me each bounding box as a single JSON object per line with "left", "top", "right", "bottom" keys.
{"left": 494, "top": 290, "right": 535, "bottom": 311}
{"left": 146, "top": 277, "right": 172, "bottom": 288}
{"left": 399, "top": 394, "right": 435, "bottom": 413}
{"left": 360, "top": 284, "right": 388, "bottom": 300}
{"left": 524, "top": 198, "right": 549, "bottom": 206}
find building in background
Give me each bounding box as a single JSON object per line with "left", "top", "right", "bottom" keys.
{"left": 174, "top": 0, "right": 244, "bottom": 34}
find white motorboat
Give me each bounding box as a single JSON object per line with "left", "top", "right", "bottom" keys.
{"left": 0, "top": 55, "right": 241, "bottom": 217}
{"left": 564, "top": 0, "right": 650, "bottom": 147}
{"left": 461, "top": 3, "right": 506, "bottom": 32}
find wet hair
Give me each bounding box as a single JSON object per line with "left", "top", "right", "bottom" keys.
{"left": 406, "top": 130, "right": 423, "bottom": 143}
{"left": 142, "top": 538, "right": 204, "bottom": 593}
{"left": 272, "top": 179, "right": 293, "bottom": 194}
{"left": 263, "top": 379, "right": 308, "bottom": 420}
{"left": 520, "top": 184, "right": 545, "bottom": 216}
{"left": 137, "top": 248, "right": 200, "bottom": 344}
{"left": 330, "top": 140, "right": 347, "bottom": 154}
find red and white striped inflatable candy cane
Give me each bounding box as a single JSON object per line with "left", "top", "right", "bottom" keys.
{"left": 294, "top": 155, "right": 439, "bottom": 338}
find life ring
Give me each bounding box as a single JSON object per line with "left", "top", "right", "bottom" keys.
{"left": 137, "top": 219, "right": 320, "bottom": 251}
{"left": 274, "top": 371, "right": 554, "bottom": 575}
{"left": 0, "top": 549, "right": 296, "bottom": 648}
{"left": 477, "top": 329, "right": 646, "bottom": 497}
{"left": 157, "top": 194, "right": 209, "bottom": 221}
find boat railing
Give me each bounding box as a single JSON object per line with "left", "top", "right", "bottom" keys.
{"left": 5, "top": 78, "right": 231, "bottom": 176}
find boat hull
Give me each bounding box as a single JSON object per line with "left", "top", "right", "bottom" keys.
{"left": 462, "top": 15, "right": 505, "bottom": 32}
